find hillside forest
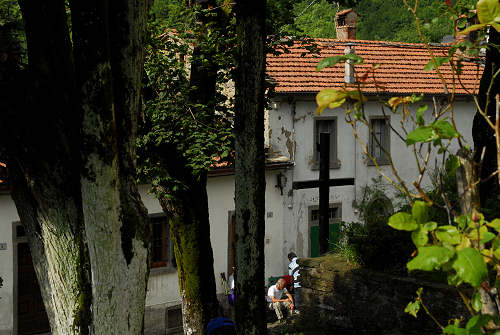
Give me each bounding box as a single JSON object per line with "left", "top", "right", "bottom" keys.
{"left": 150, "top": 0, "right": 477, "bottom": 43}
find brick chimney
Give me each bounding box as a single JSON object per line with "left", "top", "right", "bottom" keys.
{"left": 335, "top": 9, "right": 358, "bottom": 40}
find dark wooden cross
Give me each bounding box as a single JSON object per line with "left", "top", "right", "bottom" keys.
{"left": 292, "top": 133, "right": 355, "bottom": 255}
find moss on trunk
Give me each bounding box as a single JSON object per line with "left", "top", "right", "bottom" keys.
{"left": 158, "top": 174, "right": 219, "bottom": 335}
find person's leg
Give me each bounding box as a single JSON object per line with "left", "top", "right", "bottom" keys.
{"left": 294, "top": 288, "right": 300, "bottom": 309}
{"left": 282, "top": 301, "right": 293, "bottom": 316}
{"left": 272, "top": 302, "right": 284, "bottom": 320}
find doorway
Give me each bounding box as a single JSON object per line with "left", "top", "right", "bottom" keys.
{"left": 15, "top": 224, "right": 50, "bottom": 335}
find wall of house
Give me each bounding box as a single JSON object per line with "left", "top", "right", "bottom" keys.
{"left": 269, "top": 95, "right": 476, "bottom": 259}
{"left": 0, "top": 170, "right": 290, "bottom": 334}
{"left": 207, "top": 171, "right": 290, "bottom": 285}
{"left": 0, "top": 193, "right": 17, "bottom": 333}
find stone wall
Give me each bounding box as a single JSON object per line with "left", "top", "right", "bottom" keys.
{"left": 296, "top": 255, "right": 468, "bottom": 335}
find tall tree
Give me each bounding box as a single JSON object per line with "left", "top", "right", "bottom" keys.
{"left": 1, "top": 0, "right": 151, "bottom": 333}
{"left": 139, "top": 2, "right": 233, "bottom": 333}
{"left": 233, "top": 1, "right": 267, "bottom": 334}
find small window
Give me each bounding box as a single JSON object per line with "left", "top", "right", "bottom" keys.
{"left": 150, "top": 215, "right": 173, "bottom": 269}
{"left": 368, "top": 118, "right": 390, "bottom": 165}
{"left": 166, "top": 305, "right": 183, "bottom": 334}
{"left": 313, "top": 118, "right": 339, "bottom": 169}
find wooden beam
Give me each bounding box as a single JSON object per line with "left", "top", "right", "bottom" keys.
{"left": 292, "top": 178, "right": 355, "bottom": 190}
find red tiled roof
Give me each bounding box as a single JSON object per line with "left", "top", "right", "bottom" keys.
{"left": 266, "top": 39, "right": 483, "bottom": 95}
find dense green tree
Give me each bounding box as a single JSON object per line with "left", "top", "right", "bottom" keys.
{"left": 281, "top": 0, "right": 338, "bottom": 38}
{"left": 355, "top": 0, "right": 454, "bottom": 42}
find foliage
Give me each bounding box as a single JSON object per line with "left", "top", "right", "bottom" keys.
{"left": 149, "top": 0, "right": 195, "bottom": 30}
{"left": 338, "top": 178, "right": 413, "bottom": 273}
{"left": 267, "top": 0, "right": 359, "bottom": 37}
{"left": 138, "top": 13, "right": 234, "bottom": 195}
{"left": 0, "top": 0, "right": 25, "bottom": 66}
{"left": 281, "top": 0, "right": 338, "bottom": 38}
{"left": 316, "top": 0, "right": 500, "bottom": 332}
{"left": 355, "top": 0, "right": 476, "bottom": 43}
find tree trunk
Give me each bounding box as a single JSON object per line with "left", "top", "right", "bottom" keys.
{"left": 4, "top": 1, "right": 91, "bottom": 333}
{"left": 1, "top": 0, "right": 152, "bottom": 334}
{"left": 233, "top": 1, "right": 267, "bottom": 334}
{"left": 157, "top": 173, "right": 219, "bottom": 335}
{"left": 71, "top": 1, "right": 151, "bottom": 333}
{"left": 473, "top": 28, "right": 500, "bottom": 211}
{"left": 148, "top": 3, "right": 223, "bottom": 333}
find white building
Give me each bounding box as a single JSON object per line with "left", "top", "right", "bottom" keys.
{"left": 0, "top": 10, "right": 481, "bottom": 334}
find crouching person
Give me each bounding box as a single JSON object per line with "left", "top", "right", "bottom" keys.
{"left": 267, "top": 278, "right": 295, "bottom": 321}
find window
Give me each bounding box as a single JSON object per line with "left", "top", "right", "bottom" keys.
{"left": 313, "top": 117, "right": 339, "bottom": 169}
{"left": 368, "top": 117, "right": 390, "bottom": 165}
{"left": 308, "top": 204, "right": 342, "bottom": 257}
{"left": 165, "top": 305, "right": 183, "bottom": 334}
{"left": 150, "top": 215, "right": 174, "bottom": 269}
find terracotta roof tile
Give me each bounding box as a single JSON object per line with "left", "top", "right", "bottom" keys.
{"left": 267, "top": 39, "right": 483, "bottom": 95}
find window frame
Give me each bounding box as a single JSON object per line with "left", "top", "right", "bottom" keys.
{"left": 312, "top": 116, "right": 340, "bottom": 170}
{"left": 149, "top": 213, "right": 175, "bottom": 273}
{"left": 368, "top": 116, "right": 390, "bottom": 166}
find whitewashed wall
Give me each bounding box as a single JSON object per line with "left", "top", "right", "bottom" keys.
{"left": 0, "top": 193, "right": 17, "bottom": 333}
{"left": 269, "top": 96, "right": 476, "bottom": 258}
{"left": 207, "top": 171, "right": 290, "bottom": 285}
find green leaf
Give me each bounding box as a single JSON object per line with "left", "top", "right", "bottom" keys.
{"left": 466, "top": 314, "right": 491, "bottom": 332}
{"left": 406, "top": 126, "right": 435, "bottom": 145}
{"left": 344, "top": 53, "right": 364, "bottom": 64}
{"left": 436, "top": 225, "right": 462, "bottom": 245}
{"left": 388, "top": 212, "right": 418, "bottom": 231}
{"left": 416, "top": 105, "right": 427, "bottom": 126}
{"left": 447, "top": 272, "right": 462, "bottom": 286}
{"left": 443, "top": 324, "right": 467, "bottom": 335}
{"left": 316, "top": 54, "right": 364, "bottom": 71}
{"left": 424, "top": 57, "right": 449, "bottom": 71}
{"left": 471, "top": 291, "right": 482, "bottom": 312}
{"left": 412, "top": 201, "right": 428, "bottom": 224}
{"left": 477, "top": 0, "right": 500, "bottom": 32}
{"left": 316, "top": 56, "right": 345, "bottom": 71}
{"left": 452, "top": 248, "right": 487, "bottom": 287}
{"left": 423, "top": 221, "right": 438, "bottom": 231}
{"left": 480, "top": 231, "right": 496, "bottom": 244}
{"left": 412, "top": 227, "right": 429, "bottom": 247}
{"left": 493, "top": 248, "right": 500, "bottom": 260}
{"left": 487, "top": 218, "right": 500, "bottom": 231}
{"left": 404, "top": 300, "right": 420, "bottom": 318}
{"left": 446, "top": 155, "right": 460, "bottom": 177}
{"left": 431, "top": 120, "right": 459, "bottom": 139}
{"left": 407, "top": 246, "right": 455, "bottom": 272}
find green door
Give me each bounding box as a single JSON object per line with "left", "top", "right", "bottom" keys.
{"left": 310, "top": 223, "right": 340, "bottom": 257}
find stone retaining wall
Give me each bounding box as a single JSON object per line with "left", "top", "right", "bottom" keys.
{"left": 296, "top": 255, "right": 468, "bottom": 335}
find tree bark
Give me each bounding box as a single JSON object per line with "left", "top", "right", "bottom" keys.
{"left": 233, "top": 1, "right": 267, "bottom": 334}
{"left": 157, "top": 173, "right": 219, "bottom": 335}
{"left": 1, "top": 0, "right": 152, "bottom": 334}
{"left": 147, "top": 3, "right": 223, "bottom": 333}
{"left": 3, "top": 1, "right": 91, "bottom": 333}
{"left": 71, "top": 1, "right": 151, "bottom": 333}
